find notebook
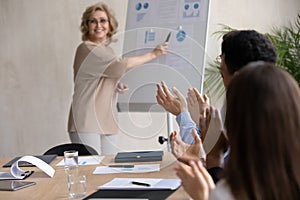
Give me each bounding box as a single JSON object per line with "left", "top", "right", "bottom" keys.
{"left": 2, "top": 154, "right": 57, "bottom": 167}
{"left": 83, "top": 189, "right": 176, "bottom": 200}
{"left": 114, "top": 151, "right": 164, "bottom": 163}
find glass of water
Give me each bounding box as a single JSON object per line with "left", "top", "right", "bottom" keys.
{"left": 64, "top": 150, "right": 78, "bottom": 174}
{"left": 67, "top": 174, "right": 87, "bottom": 199}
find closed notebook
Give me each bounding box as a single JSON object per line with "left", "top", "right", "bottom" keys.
{"left": 114, "top": 151, "right": 164, "bottom": 163}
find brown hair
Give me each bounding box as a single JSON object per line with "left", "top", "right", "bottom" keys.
{"left": 225, "top": 62, "right": 300, "bottom": 199}
{"left": 80, "top": 2, "right": 118, "bottom": 43}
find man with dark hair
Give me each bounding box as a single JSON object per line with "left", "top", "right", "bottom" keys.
{"left": 156, "top": 29, "right": 277, "bottom": 183}
{"left": 220, "top": 30, "right": 277, "bottom": 88}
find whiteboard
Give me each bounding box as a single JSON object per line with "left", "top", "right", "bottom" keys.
{"left": 117, "top": 0, "right": 210, "bottom": 112}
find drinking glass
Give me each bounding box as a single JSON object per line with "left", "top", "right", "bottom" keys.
{"left": 64, "top": 150, "right": 78, "bottom": 174}
{"left": 67, "top": 174, "right": 86, "bottom": 199}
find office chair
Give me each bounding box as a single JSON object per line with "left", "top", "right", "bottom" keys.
{"left": 43, "top": 143, "right": 99, "bottom": 156}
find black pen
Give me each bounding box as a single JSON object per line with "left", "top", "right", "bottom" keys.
{"left": 165, "top": 32, "right": 171, "bottom": 42}
{"left": 108, "top": 165, "right": 134, "bottom": 168}
{"left": 131, "top": 181, "right": 151, "bottom": 187}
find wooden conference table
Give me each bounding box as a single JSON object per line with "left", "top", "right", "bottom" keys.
{"left": 0, "top": 152, "right": 191, "bottom": 200}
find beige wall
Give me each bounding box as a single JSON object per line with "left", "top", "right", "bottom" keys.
{"left": 0, "top": 0, "right": 299, "bottom": 157}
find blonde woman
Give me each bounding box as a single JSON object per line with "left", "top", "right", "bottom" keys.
{"left": 68, "top": 2, "right": 168, "bottom": 155}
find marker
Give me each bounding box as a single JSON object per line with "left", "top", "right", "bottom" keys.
{"left": 108, "top": 165, "right": 134, "bottom": 168}
{"left": 131, "top": 181, "right": 151, "bottom": 187}
{"left": 81, "top": 161, "right": 87, "bottom": 165}
{"left": 165, "top": 32, "right": 171, "bottom": 42}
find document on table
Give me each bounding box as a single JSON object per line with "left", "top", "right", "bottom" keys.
{"left": 98, "top": 178, "right": 181, "bottom": 190}
{"left": 56, "top": 156, "right": 104, "bottom": 166}
{"left": 93, "top": 164, "right": 160, "bottom": 174}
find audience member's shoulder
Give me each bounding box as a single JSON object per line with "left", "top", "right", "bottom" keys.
{"left": 209, "top": 179, "right": 235, "bottom": 200}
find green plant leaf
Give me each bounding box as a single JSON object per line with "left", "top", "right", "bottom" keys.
{"left": 266, "top": 14, "right": 300, "bottom": 86}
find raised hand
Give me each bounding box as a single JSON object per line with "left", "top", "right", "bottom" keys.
{"left": 187, "top": 88, "right": 201, "bottom": 125}
{"left": 152, "top": 42, "right": 168, "bottom": 57}
{"left": 199, "top": 107, "right": 212, "bottom": 141}
{"left": 202, "top": 107, "right": 224, "bottom": 154}
{"left": 192, "top": 88, "right": 210, "bottom": 116}
{"left": 156, "top": 81, "right": 187, "bottom": 116}
{"left": 170, "top": 130, "right": 191, "bottom": 159}
{"left": 170, "top": 129, "right": 206, "bottom": 166}
{"left": 175, "top": 160, "right": 215, "bottom": 200}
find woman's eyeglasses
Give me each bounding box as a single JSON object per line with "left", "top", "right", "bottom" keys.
{"left": 87, "top": 18, "right": 108, "bottom": 25}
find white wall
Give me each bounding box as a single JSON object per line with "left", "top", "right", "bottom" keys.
{"left": 0, "top": 0, "right": 299, "bottom": 157}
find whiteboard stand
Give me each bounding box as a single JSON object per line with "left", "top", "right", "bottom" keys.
{"left": 166, "top": 112, "right": 173, "bottom": 152}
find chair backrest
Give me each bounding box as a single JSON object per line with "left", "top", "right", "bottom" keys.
{"left": 43, "top": 143, "right": 99, "bottom": 156}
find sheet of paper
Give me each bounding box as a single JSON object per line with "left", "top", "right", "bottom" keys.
{"left": 98, "top": 178, "right": 181, "bottom": 190}
{"left": 93, "top": 164, "right": 160, "bottom": 174}
{"left": 56, "top": 156, "right": 104, "bottom": 166}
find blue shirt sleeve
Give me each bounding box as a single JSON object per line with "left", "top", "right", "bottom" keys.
{"left": 175, "top": 111, "right": 201, "bottom": 144}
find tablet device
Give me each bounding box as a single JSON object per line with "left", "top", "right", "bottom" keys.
{"left": 2, "top": 154, "right": 57, "bottom": 167}
{"left": 0, "top": 180, "right": 36, "bottom": 191}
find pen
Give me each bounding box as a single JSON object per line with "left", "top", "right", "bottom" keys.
{"left": 131, "top": 181, "right": 151, "bottom": 187}
{"left": 108, "top": 165, "right": 134, "bottom": 168}
{"left": 165, "top": 32, "right": 171, "bottom": 42}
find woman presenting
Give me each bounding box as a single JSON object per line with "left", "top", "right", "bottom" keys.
{"left": 68, "top": 2, "right": 168, "bottom": 155}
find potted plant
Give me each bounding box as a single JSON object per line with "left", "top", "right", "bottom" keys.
{"left": 203, "top": 14, "right": 300, "bottom": 104}
{"left": 266, "top": 14, "right": 300, "bottom": 86}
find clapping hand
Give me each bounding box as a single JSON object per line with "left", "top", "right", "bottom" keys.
{"left": 192, "top": 88, "right": 210, "bottom": 117}
{"left": 156, "top": 81, "right": 187, "bottom": 116}
{"left": 175, "top": 160, "right": 215, "bottom": 200}
{"left": 170, "top": 129, "right": 206, "bottom": 166}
